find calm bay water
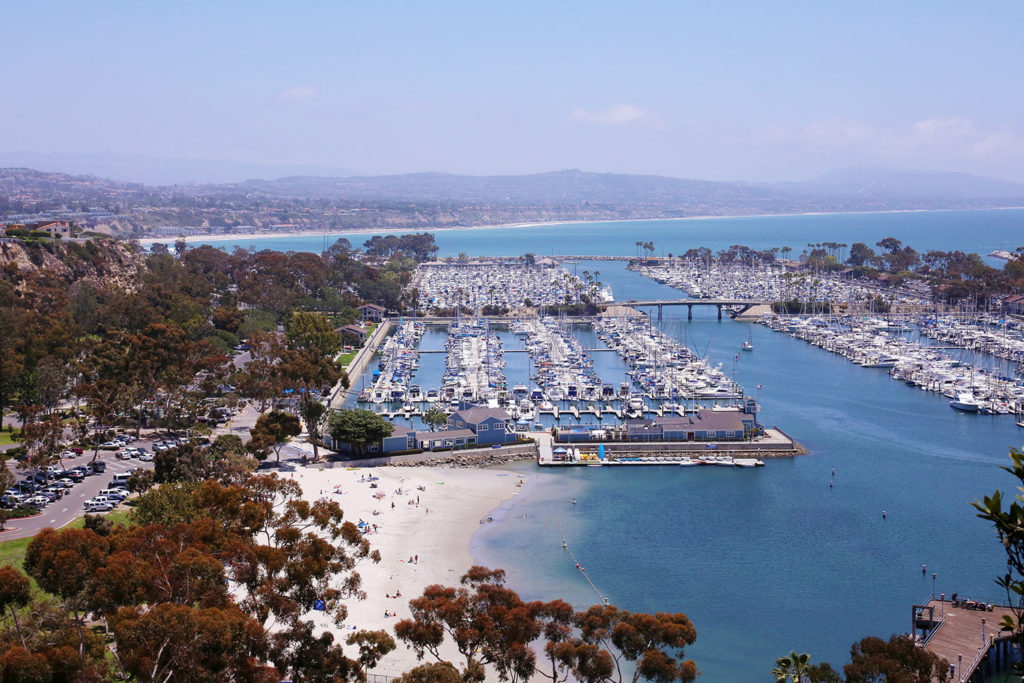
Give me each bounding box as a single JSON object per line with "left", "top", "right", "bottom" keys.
{"left": 189, "top": 207, "right": 1024, "bottom": 261}
{"left": 193, "top": 210, "right": 1024, "bottom": 680}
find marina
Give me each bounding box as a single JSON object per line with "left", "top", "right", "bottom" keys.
{"left": 757, "top": 313, "right": 1024, "bottom": 417}
{"left": 192, "top": 209, "right": 1024, "bottom": 681}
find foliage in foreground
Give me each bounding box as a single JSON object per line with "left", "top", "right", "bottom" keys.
{"left": 395, "top": 566, "right": 698, "bottom": 683}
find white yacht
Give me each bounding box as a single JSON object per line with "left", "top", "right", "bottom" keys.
{"left": 950, "top": 392, "right": 981, "bottom": 412}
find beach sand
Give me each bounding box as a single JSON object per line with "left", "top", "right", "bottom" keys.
{"left": 285, "top": 464, "right": 527, "bottom": 678}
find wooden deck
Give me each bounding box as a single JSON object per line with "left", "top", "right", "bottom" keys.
{"left": 916, "top": 599, "right": 1016, "bottom": 681}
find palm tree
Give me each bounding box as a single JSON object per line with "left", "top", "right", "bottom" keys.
{"left": 771, "top": 651, "right": 811, "bottom": 682}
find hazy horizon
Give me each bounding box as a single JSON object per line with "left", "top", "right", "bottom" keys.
{"left": 5, "top": 2, "right": 1024, "bottom": 184}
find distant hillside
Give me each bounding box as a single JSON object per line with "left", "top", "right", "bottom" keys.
{"left": 4, "top": 165, "right": 1024, "bottom": 238}
{"left": 236, "top": 169, "right": 789, "bottom": 206}
{"left": 0, "top": 152, "right": 356, "bottom": 186}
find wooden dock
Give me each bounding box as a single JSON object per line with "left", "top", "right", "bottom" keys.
{"left": 914, "top": 599, "right": 1017, "bottom": 681}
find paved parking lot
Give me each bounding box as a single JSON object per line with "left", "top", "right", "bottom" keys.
{"left": 2, "top": 445, "right": 157, "bottom": 541}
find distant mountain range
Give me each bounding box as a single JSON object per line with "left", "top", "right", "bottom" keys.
{"left": 3, "top": 165, "right": 1024, "bottom": 237}
{"left": 0, "top": 151, "right": 357, "bottom": 186}
{"left": 230, "top": 167, "right": 1024, "bottom": 208}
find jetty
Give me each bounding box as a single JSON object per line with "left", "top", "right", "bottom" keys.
{"left": 913, "top": 598, "right": 1017, "bottom": 681}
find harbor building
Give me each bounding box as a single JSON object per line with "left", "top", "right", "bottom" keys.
{"left": 447, "top": 407, "right": 516, "bottom": 445}
{"left": 359, "top": 303, "right": 386, "bottom": 322}
{"left": 418, "top": 428, "right": 477, "bottom": 451}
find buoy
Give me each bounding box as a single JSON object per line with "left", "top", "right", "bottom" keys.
{"left": 562, "top": 539, "right": 568, "bottom": 549}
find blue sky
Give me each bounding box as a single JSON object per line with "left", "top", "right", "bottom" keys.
{"left": 4, "top": 1, "right": 1024, "bottom": 182}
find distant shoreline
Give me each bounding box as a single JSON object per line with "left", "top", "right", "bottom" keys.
{"left": 136, "top": 206, "right": 1024, "bottom": 246}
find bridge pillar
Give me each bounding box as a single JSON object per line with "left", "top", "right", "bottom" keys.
{"left": 657, "top": 304, "right": 663, "bottom": 322}
{"left": 717, "top": 304, "right": 722, "bottom": 321}
{"left": 687, "top": 304, "right": 693, "bottom": 321}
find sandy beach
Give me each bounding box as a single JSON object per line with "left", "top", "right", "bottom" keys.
{"left": 133, "top": 207, "right": 988, "bottom": 247}
{"left": 284, "top": 464, "right": 527, "bottom": 678}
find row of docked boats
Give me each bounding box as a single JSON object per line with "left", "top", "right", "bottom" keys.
{"left": 634, "top": 259, "right": 932, "bottom": 308}
{"left": 357, "top": 320, "right": 424, "bottom": 404}
{"left": 548, "top": 447, "right": 764, "bottom": 467}
{"left": 916, "top": 315, "right": 1024, "bottom": 368}
{"left": 594, "top": 316, "right": 745, "bottom": 417}
{"left": 411, "top": 260, "right": 612, "bottom": 312}
{"left": 759, "top": 314, "right": 1024, "bottom": 417}
{"left": 516, "top": 317, "right": 604, "bottom": 406}
{"left": 442, "top": 319, "right": 506, "bottom": 403}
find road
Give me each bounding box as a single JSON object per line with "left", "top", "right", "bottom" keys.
{"left": 1, "top": 400, "right": 268, "bottom": 543}
{"left": 1, "top": 449, "right": 155, "bottom": 541}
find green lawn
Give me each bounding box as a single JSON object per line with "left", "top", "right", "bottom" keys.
{"left": 338, "top": 351, "right": 358, "bottom": 368}
{"left": 0, "top": 510, "right": 133, "bottom": 570}
{"left": 0, "top": 535, "right": 32, "bottom": 569}
{"left": 0, "top": 431, "right": 21, "bottom": 447}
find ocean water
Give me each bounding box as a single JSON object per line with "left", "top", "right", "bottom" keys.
{"left": 191, "top": 210, "right": 1024, "bottom": 679}
{"left": 187, "top": 207, "right": 1024, "bottom": 261}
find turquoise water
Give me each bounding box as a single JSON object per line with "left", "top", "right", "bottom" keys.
{"left": 187, "top": 208, "right": 1024, "bottom": 260}
{"left": 191, "top": 210, "right": 1024, "bottom": 679}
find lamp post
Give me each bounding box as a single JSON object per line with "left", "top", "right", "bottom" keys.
{"left": 957, "top": 653, "right": 962, "bottom": 682}
{"left": 982, "top": 617, "right": 986, "bottom": 648}
{"left": 932, "top": 572, "right": 936, "bottom": 600}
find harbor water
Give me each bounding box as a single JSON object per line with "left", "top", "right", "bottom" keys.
{"left": 192, "top": 209, "right": 1024, "bottom": 679}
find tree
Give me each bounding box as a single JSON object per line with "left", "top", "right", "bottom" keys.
{"left": 300, "top": 398, "right": 329, "bottom": 462}
{"left": 973, "top": 446, "right": 1024, "bottom": 679}
{"left": 328, "top": 409, "right": 394, "bottom": 456}
{"left": 248, "top": 410, "right": 301, "bottom": 463}
{"left": 844, "top": 635, "right": 948, "bottom": 683}
{"left": 396, "top": 566, "right": 697, "bottom": 683}
{"left": 24, "top": 527, "right": 110, "bottom": 658}
{"left": 110, "top": 603, "right": 277, "bottom": 683}
{"left": 772, "top": 651, "right": 811, "bottom": 682}
{"left": 394, "top": 661, "right": 463, "bottom": 683}
{"left": 847, "top": 243, "right": 876, "bottom": 267}
{"left": 422, "top": 407, "right": 449, "bottom": 432}
{"left": 0, "top": 566, "right": 32, "bottom": 648}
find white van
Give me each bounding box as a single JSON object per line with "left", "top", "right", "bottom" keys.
{"left": 111, "top": 473, "right": 132, "bottom": 485}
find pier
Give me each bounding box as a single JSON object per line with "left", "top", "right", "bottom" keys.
{"left": 914, "top": 598, "right": 1017, "bottom": 681}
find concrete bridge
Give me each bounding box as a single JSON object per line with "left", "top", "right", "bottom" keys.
{"left": 602, "top": 298, "right": 765, "bottom": 321}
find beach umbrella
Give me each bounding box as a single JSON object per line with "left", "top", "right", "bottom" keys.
{"left": 553, "top": 447, "right": 567, "bottom": 454}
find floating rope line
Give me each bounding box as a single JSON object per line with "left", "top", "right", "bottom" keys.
{"left": 558, "top": 515, "right": 609, "bottom": 606}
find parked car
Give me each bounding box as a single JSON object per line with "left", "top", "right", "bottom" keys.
{"left": 139, "top": 452, "right": 154, "bottom": 462}
{"left": 25, "top": 496, "right": 49, "bottom": 507}
{"left": 67, "top": 471, "right": 85, "bottom": 482}
{"left": 99, "top": 488, "right": 127, "bottom": 501}
{"left": 84, "top": 501, "right": 113, "bottom": 512}
{"left": 88, "top": 461, "right": 107, "bottom": 473}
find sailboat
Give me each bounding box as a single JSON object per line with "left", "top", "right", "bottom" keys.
{"left": 741, "top": 329, "right": 754, "bottom": 352}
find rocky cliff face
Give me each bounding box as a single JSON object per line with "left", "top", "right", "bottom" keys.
{"left": 0, "top": 238, "right": 142, "bottom": 290}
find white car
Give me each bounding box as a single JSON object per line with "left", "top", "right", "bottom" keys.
{"left": 26, "top": 496, "right": 49, "bottom": 507}
{"left": 84, "top": 501, "right": 113, "bottom": 512}
{"left": 138, "top": 452, "right": 154, "bottom": 462}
